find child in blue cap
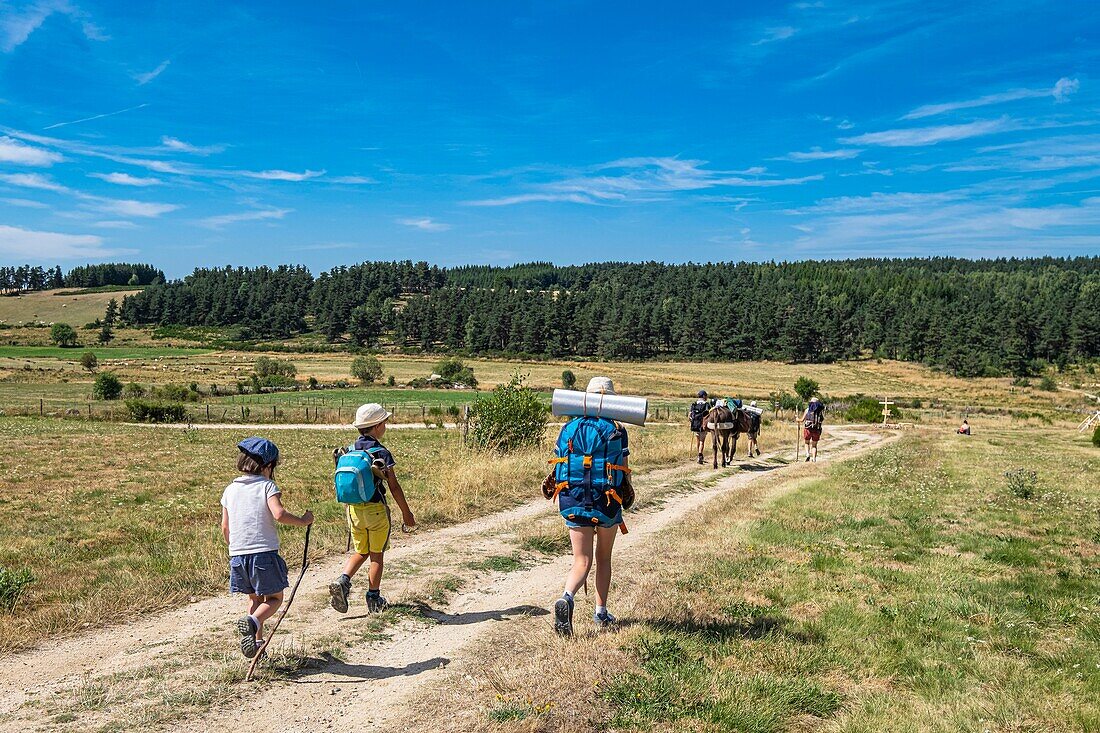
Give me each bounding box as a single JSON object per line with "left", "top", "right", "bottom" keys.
{"left": 220, "top": 437, "right": 314, "bottom": 658}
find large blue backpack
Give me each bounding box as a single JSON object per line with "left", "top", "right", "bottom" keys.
{"left": 551, "top": 417, "right": 629, "bottom": 527}
{"left": 334, "top": 445, "right": 386, "bottom": 504}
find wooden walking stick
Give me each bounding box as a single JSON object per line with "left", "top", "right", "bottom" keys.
{"left": 246, "top": 523, "right": 312, "bottom": 682}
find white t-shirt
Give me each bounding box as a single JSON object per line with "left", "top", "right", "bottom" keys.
{"left": 220, "top": 474, "right": 281, "bottom": 556}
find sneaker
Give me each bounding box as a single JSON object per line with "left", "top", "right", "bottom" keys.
{"left": 553, "top": 596, "right": 574, "bottom": 637}
{"left": 365, "top": 592, "right": 388, "bottom": 613}
{"left": 593, "top": 610, "right": 617, "bottom": 630}
{"left": 329, "top": 577, "right": 351, "bottom": 613}
{"left": 237, "top": 616, "right": 259, "bottom": 658}
{"left": 805, "top": 455, "right": 811, "bottom": 462}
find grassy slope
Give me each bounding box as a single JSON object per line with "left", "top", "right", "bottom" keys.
{"left": 463, "top": 428, "right": 1099, "bottom": 731}
{"left": 0, "top": 289, "right": 140, "bottom": 326}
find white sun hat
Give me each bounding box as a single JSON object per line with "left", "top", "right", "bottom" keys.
{"left": 585, "top": 376, "right": 616, "bottom": 395}
{"left": 353, "top": 403, "right": 392, "bottom": 429}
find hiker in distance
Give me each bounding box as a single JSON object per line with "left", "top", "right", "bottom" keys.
{"left": 802, "top": 397, "right": 826, "bottom": 462}
{"left": 688, "top": 389, "right": 712, "bottom": 464}
{"left": 545, "top": 376, "right": 635, "bottom": 636}
{"left": 329, "top": 403, "right": 417, "bottom": 614}
{"left": 221, "top": 437, "right": 314, "bottom": 658}
{"left": 957, "top": 419, "right": 972, "bottom": 435}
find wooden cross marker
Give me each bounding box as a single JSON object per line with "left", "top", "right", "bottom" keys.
{"left": 879, "top": 397, "right": 894, "bottom": 425}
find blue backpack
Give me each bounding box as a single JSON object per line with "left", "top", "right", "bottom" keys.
{"left": 550, "top": 417, "right": 629, "bottom": 527}
{"left": 334, "top": 445, "right": 386, "bottom": 504}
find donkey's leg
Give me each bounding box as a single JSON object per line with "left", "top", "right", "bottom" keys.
{"left": 713, "top": 431, "right": 719, "bottom": 469}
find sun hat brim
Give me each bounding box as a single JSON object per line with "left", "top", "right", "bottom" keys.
{"left": 352, "top": 410, "right": 393, "bottom": 429}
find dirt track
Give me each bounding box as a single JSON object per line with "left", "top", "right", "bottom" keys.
{"left": 0, "top": 427, "right": 889, "bottom": 732}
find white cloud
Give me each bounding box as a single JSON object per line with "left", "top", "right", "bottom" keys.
{"left": 0, "top": 172, "right": 70, "bottom": 192}
{"left": 91, "top": 220, "right": 139, "bottom": 229}
{"left": 397, "top": 217, "right": 451, "bottom": 232}
{"left": 328, "top": 175, "right": 375, "bottom": 184}
{"left": 134, "top": 60, "right": 170, "bottom": 85}
{"left": 0, "top": 0, "right": 106, "bottom": 52}
{"left": 903, "top": 77, "right": 1080, "bottom": 120}
{"left": 89, "top": 172, "right": 162, "bottom": 186}
{"left": 0, "top": 135, "right": 63, "bottom": 166}
{"left": 198, "top": 207, "right": 292, "bottom": 229}
{"left": 841, "top": 118, "right": 1014, "bottom": 147}
{"left": 777, "top": 147, "right": 862, "bottom": 162}
{"left": 241, "top": 169, "right": 325, "bottom": 181}
{"left": 159, "top": 136, "right": 225, "bottom": 155}
{"left": 753, "top": 26, "right": 797, "bottom": 45}
{"left": 0, "top": 224, "right": 120, "bottom": 259}
{"left": 44, "top": 103, "right": 149, "bottom": 131}
{"left": 81, "top": 197, "right": 179, "bottom": 218}
{"left": 2, "top": 197, "right": 47, "bottom": 208}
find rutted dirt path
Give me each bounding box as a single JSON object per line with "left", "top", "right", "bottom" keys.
{"left": 0, "top": 427, "right": 890, "bottom": 732}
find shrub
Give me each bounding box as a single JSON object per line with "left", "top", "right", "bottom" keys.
{"left": 770, "top": 389, "right": 799, "bottom": 411}
{"left": 845, "top": 396, "right": 900, "bottom": 423}
{"left": 150, "top": 383, "right": 201, "bottom": 402}
{"left": 50, "top": 322, "right": 77, "bottom": 347}
{"left": 794, "top": 376, "right": 819, "bottom": 402}
{"left": 126, "top": 399, "right": 189, "bottom": 423}
{"left": 351, "top": 355, "right": 384, "bottom": 384}
{"left": 387, "top": 375, "right": 396, "bottom": 387}
{"left": 1038, "top": 375, "right": 1057, "bottom": 392}
{"left": 123, "top": 382, "right": 145, "bottom": 399}
{"left": 468, "top": 374, "right": 547, "bottom": 453}
{"left": 1004, "top": 468, "right": 1038, "bottom": 499}
{"left": 253, "top": 356, "right": 297, "bottom": 379}
{"left": 561, "top": 369, "right": 577, "bottom": 389}
{"left": 92, "top": 372, "right": 123, "bottom": 400}
{"left": 80, "top": 351, "right": 98, "bottom": 371}
{"left": 1012, "top": 377, "right": 1031, "bottom": 388}
{"left": 1092, "top": 424, "right": 1100, "bottom": 448}
{"left": 436, "top": 358, "right": 478, "bottom": 388}
{"left": 0, "top": 566, "right": 34, "bottom": 613}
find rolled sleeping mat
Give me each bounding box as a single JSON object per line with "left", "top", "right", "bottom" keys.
{"left": 743, "top": 405, "right": 764, "bottom": 417}
{"left": 551, "top": 389, "right": 649, "bottom": 426}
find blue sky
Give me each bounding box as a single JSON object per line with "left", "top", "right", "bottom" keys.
{"left": 0, "top": 0, "right": 1098, "bottom": 277}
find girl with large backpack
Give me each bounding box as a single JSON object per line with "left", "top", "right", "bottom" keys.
{"left": 802, "top": 397, "right": 825, "bottom": 462}
{"left": 545, "top": 376, "right": 634, "bottom": 636}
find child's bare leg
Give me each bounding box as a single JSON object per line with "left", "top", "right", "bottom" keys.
{"left": 367, "top": 552, "right": 384, "bottom": 590}
{"left": 593, "top": 526, "right": 618, "bottom": 607}
{"left": 252, "top": 592, "right": 284, "bottom": 637}
{"left": 564, "top": 528, "right": 594, "bottom": 596}
{"left": 248, "top": 594, "right": 263, "bottom": 616}
{"left": 342, "top": 552, "right": 368, "bottom": 578}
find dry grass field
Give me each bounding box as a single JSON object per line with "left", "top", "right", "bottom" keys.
{"left": 0, "top": 289, "right": 141, "bottom": 327}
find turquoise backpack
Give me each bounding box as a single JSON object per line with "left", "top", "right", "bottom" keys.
{"left": 551, "top": 416, "right": 629, "bottom": 526}
{"left": 334, "top": 445, "right": 386, "bottom": 504}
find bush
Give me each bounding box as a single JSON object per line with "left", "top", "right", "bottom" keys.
{"left": 1004, "top": 468, "right": 1038, "bottom": 499}
{"left": 92, "top": 372, "right": 123, "bottom": 400}
{"left": 50, "top": 322, "right": 77, "bottom": 347}
{"left": 794, "top": 376, "right": 819, "bottom": 402}
{"left": 80, "top": 351, "right": 98, "bottom": 371}
{"left": 561, "top": 369, "right": 577, "bottom": 389}
{"left": 771, "top": 390, "right": 799, "bottom": 411}
{"left": 387, "top": 375, "right": 396, "bottom": 387}
{"left": 468, "top": 375, "right": 547, "bottom": 453}
{"left": 351, "top": 355, "right": 384, "bottom": 384}
{"left": 253, "top": 356, "right": 297, "bottom": 379}
{"left": 149, "top": 383, "right": 201, "bottom": 402}
{"left": 1012, "top": 377, "right": 1031, "bottom": 387}
{"left": 126, "top": 399, "right": 189, "bottom": 423}
{"left": 123, "top": 382, "right": 145, "bottom": 399}
{"left": 845, "top": 396, "right": 900, "bottom": 423}
{"left": 1092, "top": 424, "right": 1100, "bottom": 448}
{"left": 0, "top": 566, "right": 34, "bottom": 613}
{"left": 436, "top": 358, "right": 478, "bottom": 388}
{"left": 1038, "top": 375, "right": 1057, "bottom": 392}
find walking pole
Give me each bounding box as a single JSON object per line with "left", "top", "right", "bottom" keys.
{"left": 246, "top": 524, "right": 311, "bottom": 682}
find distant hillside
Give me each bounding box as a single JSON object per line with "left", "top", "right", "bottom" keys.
{"left": 0, "top": 289, "right": 139, "bottom": 326}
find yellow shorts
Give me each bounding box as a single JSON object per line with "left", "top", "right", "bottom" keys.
{"left": 346, "top": 502, "right": 391, "bottom": 554}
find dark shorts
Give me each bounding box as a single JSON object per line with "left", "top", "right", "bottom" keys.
{"left": 804, "top": 427, "right": 822, "bottom": 441}
{"left": 229, "top": 550, "right": 289, "bottom": 596}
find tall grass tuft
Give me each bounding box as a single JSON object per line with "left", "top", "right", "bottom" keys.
{"left": 0, "top": 566, "right": 34, "bottom": 612}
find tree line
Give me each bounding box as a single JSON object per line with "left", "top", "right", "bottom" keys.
{"left": 0, "top": 263, "right": 164, "bottom": 294}
{"left": 116, "top": 258, "right": 1100, "bottom": 375}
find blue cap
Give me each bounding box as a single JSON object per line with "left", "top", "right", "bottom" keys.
{"left": 237, "top": 437, "right": 279, "bottom": 466}
{"left": 698, "top": 390, "right": 708, "bottom": 397}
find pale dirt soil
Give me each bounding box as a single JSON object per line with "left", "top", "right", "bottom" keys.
{"left": 0, "top": 427, "right": 888, "bottom": 733}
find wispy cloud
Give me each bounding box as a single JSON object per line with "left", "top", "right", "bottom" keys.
{"left": 242, "top": 169, "right": 325, "bottom": 182}
{"left": 466, "top": 157, "right": 822, "bottom": 207}
{"left": 1, "top": 197, "right": 48, "bottom": 208}
{"left": 134, "top": 60, "right": 170, "bottom": 85}
{"left": 159, "top": 136, "right": 225, "bottom": 155}
{"left": 328, "top": 175, "right": 375, "bottom": 184}
{"left": 89, "top": 172, "right": 162, "bottom": 186}
{"left": 81, "top": 197, "right": 178, "bottom": 218}
{"left": 398, "top": 217, "right": 451, "bottom": 232}
{"left": 776, "top": 147, "right": 862, "bottom": 162}
{"left": 0, "top": 0, "right": 106, "bottom": 53}
{"left": 91, "top": 220, "right": 139, "bottom": 229}
{"left": 902, "top": 77, "right": 1080, "bottom": 120}
{"left": 753, "top": 26, "right": 797, "bottom": 45}
{"left": 0, "top": 224, "right": 123, "bottom": 259}
{"left": 44, "top": 103, "right": 149, "bottom": 131}
{"left": 841, "top": 117, "right": 1015, "bottom": 147}
{"left": 0, "top": 172, "right": 70, "bottom": 193}
{"left": 0, "top": 135, "right": 64, "bottom": 166}
{"left": 198, "top": 207, "right": 292, "bottom": 229}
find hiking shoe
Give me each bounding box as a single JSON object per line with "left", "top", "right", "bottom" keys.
{"left": 553, "top": 596, "right": 574, "bottom": 638}
{"left": 329, "top": 577, "right": 351, "bottom": 613}
{"left": 593, "top": 610, "right": 617, "bottom": 630}
{"left": 365, "top": 592, "right": 388, "bottom": 613}
{"left": 237, "top": 616, "right": 259, "bottom": 658}
{"left": 805, "top": 455, "right": 811, "bottom": 462}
